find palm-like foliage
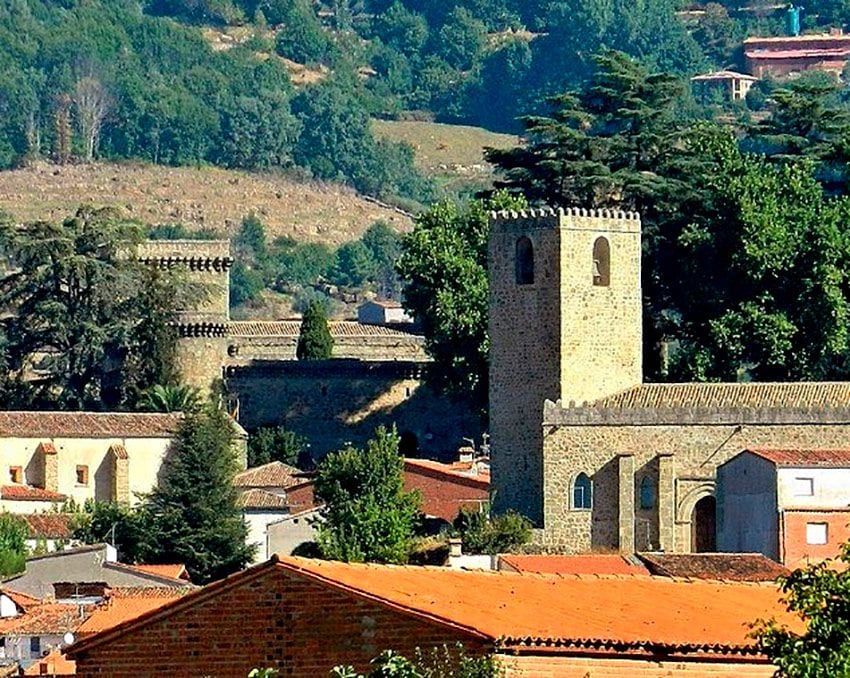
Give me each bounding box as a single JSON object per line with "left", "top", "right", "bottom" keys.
{"left": 138, "top": 384, "right": 201, "bottom": 413}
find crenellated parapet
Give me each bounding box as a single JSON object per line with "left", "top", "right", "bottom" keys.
{"left": 489, "top": 206, "right": 641, "bottom": 222}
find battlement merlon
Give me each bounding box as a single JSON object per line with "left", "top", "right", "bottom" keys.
{"left": 488, "top": 207, "right": 641, "bottom": 234}
{"left": 136, "top": 240, "right": 233, "bottom": 271}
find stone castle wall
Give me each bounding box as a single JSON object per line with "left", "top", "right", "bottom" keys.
{"left": 488, "top": 208, "right": 642, "bottom": 525}
{"left": 540, "top": 401, "right": 850, "bottom": 552}
{"left": 226, "top": 361, "right": 481, "bottom": 459}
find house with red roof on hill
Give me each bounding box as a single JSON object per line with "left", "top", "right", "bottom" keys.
{"left": 744, "top": 31, "right": 850, "bottom": 78}
{"left": 718, "top": 448, "right": 850, "bottom": 568}
{"left": 65, "top": 555, "right": 799, "bottom": 677}
{"left": 403, "top": 455, "right": 490, "bottom": 523}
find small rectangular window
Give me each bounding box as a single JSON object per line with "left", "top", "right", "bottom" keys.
{"left": 792, "top": 477, "right": 814, "bottom": 497}
{"left": 29, "top": 636, "right": 40, "bottom": 655}
{"left": 8, "top": 467, "right": 22, "bottom": 484}
{"left": 75, "top": 465, "right": 89, "bottom": 486}
{"left": 806, "top": 522, "right": 828, "bottom": 545}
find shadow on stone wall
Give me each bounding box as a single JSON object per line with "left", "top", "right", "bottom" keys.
{"left": 226, "top": 360, "right": 483, "bottom": 461}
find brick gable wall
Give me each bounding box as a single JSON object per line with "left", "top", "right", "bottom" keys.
{"left": 72, "top": 566, "right": 486, "bottom": 677}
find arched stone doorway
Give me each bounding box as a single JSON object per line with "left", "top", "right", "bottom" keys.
{"left": 691, "top": 495, "right": 717, "bottom": 552}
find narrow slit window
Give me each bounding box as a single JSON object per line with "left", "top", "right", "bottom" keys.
{"left": 592, "top": 236, "right": 610, "bottom": 287}
{"left": 573, "top": 473, "right": 593, "bottom": 510}
{"left": 515, "top": 236, "right": 534, "bottom": 285}
{"left": 639, "top": 476, "right": 656, "bottom": 510}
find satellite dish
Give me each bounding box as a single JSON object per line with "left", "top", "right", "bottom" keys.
{"left": 63, "top": 632, "right": 75, "bottom": 646}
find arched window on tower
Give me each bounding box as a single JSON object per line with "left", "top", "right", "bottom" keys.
{"left": 573, "top": 473, "right": 593, "bottom": 510}
{"left": 592, "top": 236, "right": 610, "bottom": 287}
{"left": 639, "top": 476, "right": 656, "bottom": 510}
{"left": 515, "top": 236, "right": 534, "bottom": 285}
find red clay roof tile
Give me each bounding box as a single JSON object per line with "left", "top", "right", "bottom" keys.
{"left": 21, "top": 513, "right": 73, "bottom": 539}
{"left": 499, "top": 554, "right": 650, "bottom": 576}
{"left": 0, "top": 412, "right": 181, "bottom": 438}
{"left": 1, "top": 484, "right": 66, "bottom": 501}
{"left": 233, "top": 461, "right": 305, "bottom": 488}
{"left": 746, "top": 448, "right": 850, "bottom": 466}
{"left": 637, "top": 553, "right": 789, "bottom": 582}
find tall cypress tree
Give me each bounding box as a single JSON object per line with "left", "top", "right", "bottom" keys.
{"left": 296, "top": 301, "right": 334, "bottom": 360}
{"left": 140, "top": 407, "right": 253, "bottom": 584}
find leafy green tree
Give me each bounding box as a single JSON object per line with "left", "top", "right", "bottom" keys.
{"left": 362, "top": 221, "right": 402, "bottom": 297}
{"left": 297, "top": 301, "right": 334, "bottom": 360}
{"left": 230, "top": 261, "right": 266, "bottom": 307}
{"left": 693, "top": 3, "right": 742, "bottom": 68}
{"left": 69, "top": 500, "right": 149, "bottom": 565}
{"left": 274, "top": 0, "right": 333, "bottom": 64}
{"left": 453, "top": 507, "right": 531, "bottom": 555}
{"left": 247, "top": 425, "right": 310, "bottom": 468}
{"left": 372, "top": 2, "right": 429, "bottom": 57}
{"left": 0, "top": 206, "right": 181, "bottom": 410}
{"left": 140, "top": 406, "right": 253, "bottom": 584}
{"left": 0, "top": 513, "right": 28, "bottom": 577}
{"left": 273, "top": 238, "right": 336, "bottom": 287}
{"left": 333, "top": 646, "right": 501, "bottom": 678}
{"left": 434, "top": 8, "right": 486, "bottom": 71}
{"left": 332, "top": 241, "right": 378, "bottom": 287}
{"left": 314, "top": 426, "right": 421, "bottom": 563}
{"left": 397, "top": 192, "right": 525, "bottom": 409}
{"left": 137, "top": 384, "right": 201, "bottom": 413}
{"left": 753, "top": 542, "right": 850, "bottom": 677}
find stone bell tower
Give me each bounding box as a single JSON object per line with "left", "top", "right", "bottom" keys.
{"left": 137, "top": 240, "right": 232, "bottom": 394}
{"left": 488, "top": 207, "right": 642, "bottom": 525}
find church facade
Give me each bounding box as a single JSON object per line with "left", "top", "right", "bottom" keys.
{"left": 488, "top": 207, "right": 850, "bottom": 553}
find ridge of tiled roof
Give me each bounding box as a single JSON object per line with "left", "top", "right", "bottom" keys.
{"left": 233, "top": 461, "right": 305, "bottom": 488}
{"left": 691, "top": 70, "right": 758, "bottom": 81}
{"left": 1, "top": 484, "right": 66, "bottom": 502}
{"left": 0, "top": 588, "right": 41, "bottom": 610}
{"left": 636, "top": 553, "right": 789, "bottom": 582}
{"left": 104, "top": 561, "right": 194, "bottom": 587}
{"left": 77, "top": 588, "right": 189, "bottom": 636}
{"left": 0, "top": 602, "right": 85, "bottom": 635}
{"left": 107, "top": 585, "right": 193, "bottom": 598}
{"left": 228, "top": 320, "right": 420, "bottom": 339}
{"left": 0, "top": 412, "right": 182, "bottom": 438}
{"left": 744, "top": 448, "right": 850, "bottom": 467}
{"left": 594, "top": 382, "right": 850, "bottom": 410}
{"left": 499, "top": 554, "right": 650, "bottom": 576}
{"left": 236, "top": 488, "right": 291, "bottom": 510}
{"left": 403, "top": 459, "right": 490, "bottom": 487}
{"left": 21, "top": 513, "right": 74, "bottom": 539}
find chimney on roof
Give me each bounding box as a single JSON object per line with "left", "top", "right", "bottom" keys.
{"left": 458, "top": 446, "right": 475, "bottom": 464}
{"left": 448, "top": 537, "right": 463, "bottom": 559}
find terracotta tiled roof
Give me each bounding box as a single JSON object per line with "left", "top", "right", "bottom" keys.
{"left": 747, "top": 47, "right": 850, "bottom": 59}
{"left": 0, "top": 602, "right": 83, "bottom": 635}
{"left": 499, "top": 554, "right": 650, "bottom": 576}
{"left": 364, "top": 299, "right": 403, "bottom": 309}
{"left": 77, "top": 588, "right": 189, "bottom": 636}
{"left": 23, "top": 648, "right": 76, "bottom": 676}
{"left": 237, "top": 488, "right": 290, "bottom": 510}
{"left": 403, "top": 459, "right": 490, "bottom": 522}
{"left": 22, "top": 513, "right": 74, "bottom": 539}
{"left": 0, "top": 412, "right": 182, "bottom": 438}
{"left": 275, "top": 558, "right": 797, "bottom": 654}
{"left": 746, "top": 448, "right": 850, "bottom": 467}
{"left": 0, "top": 588, "right": 40, "bottom": 611}
{"left": 637, "top": 553, "right": 789, "bottom": 582}
{"left": 595, "top": 382, "right": 850, "bottom": 409}
{"left": 123, "top": 564, "right": 189, "bottom": 581}
{"left": 1, "top": 484, "right": 66, "bottom": 502}
{"left": 233, "top": 461, "right": 304, "bottom": 489}
{"left": 228, "top": 320, "right": 420, "bottom": 339}
{"left": 109, "top": 443, "right": 128, "bottom": 460}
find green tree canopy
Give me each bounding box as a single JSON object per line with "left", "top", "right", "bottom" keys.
{"left": 397, "top": 191, "right": 525, "bottom": 409}
{"left": 0, "top": 206, "right": 183, "bottom": 410}
{"left": 297, "top": 301, "right": 334, "bottom": 360}
{"left": 247, "top": 425, "right": 310, "bottom": 468}
{"left": 140, "top": 406, "right": 253, "bottom": 583}
{"left": 0, "top": 512, "right": 28, "bottom": 577}
{"left": 314, "top": 426, "right": 421, "bottom": 564}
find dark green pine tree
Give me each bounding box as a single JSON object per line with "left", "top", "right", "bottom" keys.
{"left": 140, "top": 407, "right": 253, "bottom": 584}
{"left": 296, "top": 301, "right": 334, "bottom": 360}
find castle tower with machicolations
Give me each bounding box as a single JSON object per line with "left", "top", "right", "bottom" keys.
{"left": 137, "top": 240, "right": 232, "bottom": 393}
{"left": 488, "top": 208, "right": 643, "bottom": 525}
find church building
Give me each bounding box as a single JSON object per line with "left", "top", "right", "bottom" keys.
{"left": 488, "top": 207, "right": 850, "bottom": 553}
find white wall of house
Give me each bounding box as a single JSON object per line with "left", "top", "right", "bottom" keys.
{"left": 717, "top": 452, "right": 779, "bottom": 559}
{"left": 3, "top": 633, "right": 66, "bottom": 668}
{"left": 1, "top": 499, "right": 59, "bottom": 513}
{"left": 267, "top": 510, "right": 320, "bottom": 557}
{"left": 3, "top": 436, "right": 172, "bottom": 506}
{"left": 777, "top": 467, "right": 850, "bottom": 509}
{"left": 243, "top": 510, "right": 289, "bottom": 563}
{"left": 357, "top": 302, "right": 412, "bottom": 325}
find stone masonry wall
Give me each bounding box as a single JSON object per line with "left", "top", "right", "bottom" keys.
{"left": 541, "top": 414, "right": 850, "bottom": 553}
{"left": 227, "top": 361, "right": 481, "bottom": 459}
{"left": 488, "top": 208, "right": 642, "bottom": 525}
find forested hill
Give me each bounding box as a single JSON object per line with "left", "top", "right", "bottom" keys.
{"left": 4, "top": 0, "right": 850, "bottom": 209}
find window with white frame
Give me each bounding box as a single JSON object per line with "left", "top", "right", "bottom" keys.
{"left": 806, "top": 522, "right": 828, "bottom": 545}
{"left": 792, "top": 477, "right": 814, "bottom": 497}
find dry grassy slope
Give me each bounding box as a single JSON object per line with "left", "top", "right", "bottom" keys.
{"left": 0, "top": 162, "right": 412, "bottom": 245}
{"left": 371, "top": 120, "right": 519, "bottom": 175}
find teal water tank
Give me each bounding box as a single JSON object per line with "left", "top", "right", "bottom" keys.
{"left": 786, "top": 5, "right": 802, "bottom": 36}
